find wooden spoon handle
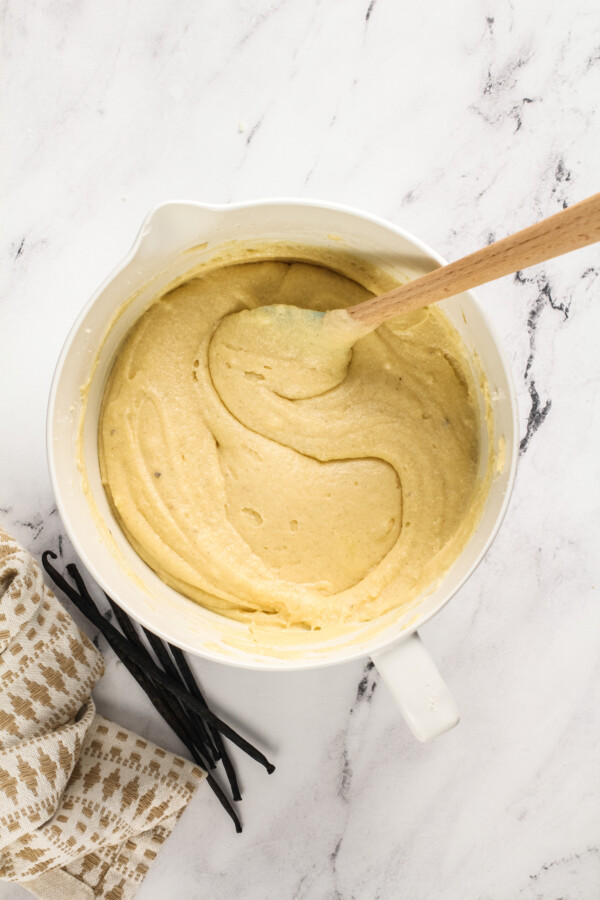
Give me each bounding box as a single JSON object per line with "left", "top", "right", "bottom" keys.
{"left": 348, "top": 192, "right": 600, "bottom": 328}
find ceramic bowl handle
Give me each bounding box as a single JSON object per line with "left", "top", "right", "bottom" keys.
{"left": 371, "top": 632, "right": 459, "bottom": 741}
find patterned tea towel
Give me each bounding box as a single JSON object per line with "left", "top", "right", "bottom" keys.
{"left": 0, "top": 527, "right": 204, "bottom": 900}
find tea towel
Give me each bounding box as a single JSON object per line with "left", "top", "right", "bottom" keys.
{"left": 0, "top": 526, "right": 204, "bottom": 899}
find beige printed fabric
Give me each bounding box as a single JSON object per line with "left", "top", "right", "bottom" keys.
{"left": 0, "top": 527, "right": 204, "bottom": 899}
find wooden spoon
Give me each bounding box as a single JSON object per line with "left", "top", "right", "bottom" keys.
{"left": 347, "top": 192, "right": 600, "bottom": 329}
{"left": 210, "top": 194, "right": 600, "bottom": 400}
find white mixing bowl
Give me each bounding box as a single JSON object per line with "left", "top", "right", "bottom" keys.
{"left": 47, "top": 199, "right": 518, "bottom": 741}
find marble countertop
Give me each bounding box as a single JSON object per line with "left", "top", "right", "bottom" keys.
{"left": 2, "top": 0, "right": 600, "bottom": 897}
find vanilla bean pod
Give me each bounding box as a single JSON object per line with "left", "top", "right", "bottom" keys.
{"left": 105, "top": 597, "right": 218, "bottom": 768}
{"left": 104, "top": 596, "right": 217, "bottom": 768}
{"left": 60, "top": 564, "right": 243, "bottom": 831}
{"left": 141, "top": 625, "right": 221, "bottom": 765}
{"left": 66, "top": 565, "right": 264, "bottom": 791}
{"left": 143, "top": 627, "right": 241, "bottom": 803}
{"left": 42, "top": 551, "right": 275, "bottom": 774}
{"left": 170, "top": 643, "right": 242, "bottom": 802}
{"left": 99, "top": 640, "right": 240, "bottom": 832}
{"left": 101, "top": 604, "right": 244, "bottom": 831}
{"left": 42, "top": 555, "right": 243, "bottom": 831}
{"left": 101, "top": 642, "right": 242, "bottom": 832}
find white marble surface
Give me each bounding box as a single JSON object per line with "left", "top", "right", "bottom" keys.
{"left": 2, "top": 0, "right": 600, "bottom": 897}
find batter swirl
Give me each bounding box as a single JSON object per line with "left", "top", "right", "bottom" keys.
{"left": 99, "top": 253, "right": 483, "bottom": 629}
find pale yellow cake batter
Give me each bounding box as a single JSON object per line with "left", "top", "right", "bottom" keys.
{"left": 99, "top": 252, "right": 486, "bottom": 630}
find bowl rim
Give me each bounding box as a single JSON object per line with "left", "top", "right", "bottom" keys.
{"left": 47, "top": 197, "right": 520, "bottom": 670}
